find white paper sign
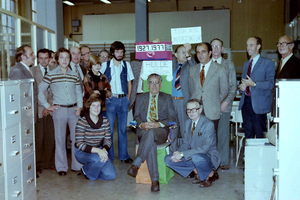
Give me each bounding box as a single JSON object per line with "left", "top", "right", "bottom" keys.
{"left": 141, "top": 61, "right": 173, "bottom": 81}
{"left": 171, "top": 26, "right": 202, "bottom": 45}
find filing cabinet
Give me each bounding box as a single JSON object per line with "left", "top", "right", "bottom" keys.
{"left": 0, "top": 79, "right": 36, "bottom": 200}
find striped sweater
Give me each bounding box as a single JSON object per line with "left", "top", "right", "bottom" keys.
{"left": 75, "top": 115, "right": 111, "bottom": 153}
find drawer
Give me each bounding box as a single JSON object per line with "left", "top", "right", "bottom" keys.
{"left": 20, "top": 82, "right": 34, "bottom": 121}
{"left": 3, "top": 84, "right": 20, "bottom": 128}
{"left": 22, "top": 154, "right": 36, "bottom": 197}
{"left": 245, "top": 145, "right": 277, "bottom": 169}
{"left": 0, "top": 175, "right": 4, "bottom": 198}
{"left": 4, "top": 125, "right": 21, "bottom": 171}
{"left": 245, "top": 169, "right": 274, "bottom": 192}
{"left": 21, "top": 119, "right": 34, "bottom": 159}
{"left": 6, "top": 164, "right": 22, "bottom": 200}
{"left": 24, "top": 187, "right": 37, "bottom": 200}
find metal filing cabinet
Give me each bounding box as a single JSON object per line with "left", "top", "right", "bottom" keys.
{"left": 0, "top": 79, "right": 37, "bottom": 200}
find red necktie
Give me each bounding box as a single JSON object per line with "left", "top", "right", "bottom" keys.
{"left": 245, "top": 59, "right": 253, "bottom": 96}
{"left": 175, "top": 64, "right": 182, "bottom": 91}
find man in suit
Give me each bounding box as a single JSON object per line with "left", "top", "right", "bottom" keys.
{"left": 164, "top": 99, "right": 220, "bottom": 188}
{"left": 70, "top": 46, "right": 87, "bottom": 86}
{"left": 238, "top": 36, "right": 275, "bottom": 138}
{"left": 127, "top": 73, "right": 176, "bottom": 192}
{"left": 276, "top": 35, "right": 300, "bottom": 79}
{"left": 171, "top": 43, "right": 196, "bottom": 153}
{"left": 80, "top": 45, "right": 91, "bottom": 69}
{"left": 210, "top": 38, "right": 237, "bottom": 170}
{"left": 31, "top": 49, "right": 56, "bottom": 175}
{"left": 188, "top": 42, "right": 229, "bottom": 133}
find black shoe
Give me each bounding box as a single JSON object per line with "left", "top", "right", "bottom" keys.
{"left": 58, "top": 171, "right": 67, "bottom": 176}
{"left": 127, "top": 165, "right": 139, "bottom": 178}
{"left": 77, "top": 168, "right": 89, "bottom": 180}
{"left": 121, "top": 158, "right": 133, "bottom": 163}
{"left": 187, "top": 171, "right": 196, "bottom": 178}
{"left": 151, "top": 181, "right": 160, "bottom": 192}
{"left": 71, "top": 169, "right": 80, "bottom": 172}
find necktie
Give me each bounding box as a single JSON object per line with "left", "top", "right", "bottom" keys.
{"left": 44, "top": 67, "right": 48, "bottom": 76}
{"left": 191, "top": 122, "right": 196, "bottom": 137}
{"left": 245, "top": 59, "right": 253, "bottom": 96}
{"left": 175, "top": 64, "right": 182, "bottom": 91}
{"left": 200, "top": 65, "right": 205, "bottom": 87}
{"left": 149, "top": 95, "right": 157, "bottom": 122}
{"left": 276, "top": 60, "right": 283, "bottom": 78}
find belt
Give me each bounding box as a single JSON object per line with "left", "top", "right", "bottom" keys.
{"left": 112, "top": 94, "right": 127, "bottom": 98}
{"left": 172, "top": 97, "right": 184, "bottom": 100}
{"left": 54, "top": 103, "right": 77, "bottom": 108}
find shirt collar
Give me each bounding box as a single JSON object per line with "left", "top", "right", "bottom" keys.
{"left": 212, "top": 57, "right": 222, "bottom": 64}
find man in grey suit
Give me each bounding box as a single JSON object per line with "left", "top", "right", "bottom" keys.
{"left": 165, "top": 99, "right": 220, "bottom": 188}
{"left": 31, "top": 49, "right": 56, "bottom": 174}
{"left": 189, "top": 42, "right": 229, "bottom": 133}
{"left": 238, "top": 36, "right": 275, "bottom": 138}
{"left": 210, "top": 38, "right": 237, "bottom": 170}
{"left": 171, "top": 43, "right": 196, "bottom": 153}
{"left": 127, "top": 73, "right": 176, "bottom": 192}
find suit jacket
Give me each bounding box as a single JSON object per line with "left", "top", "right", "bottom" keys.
{"left": 220, "top": 58, "right": 237, "bottom": 113}
{"left": 30, "top": 65, "right": 56, "bottom": 118}
{"left": 189, "top": 61, "right": 229, "bottom": 120}
{"left": 134, "top": 92, "right": 176, "bottom": 135}
{"left": 9, "top": 62, "right": 33, "bottom": 79}
{"left": 172, "top": 56, "right": 196, "bottom": 106}
{"left": 129, "top": 60, "right": 142, "bottom": 109}
{"left": 177, "top": 116, "right": 221, "bottom": 169}
{"left": 238, "top": 56, "right": 275, "bottom": 114}
{"left": 277, "top": 54, "right": 300, "bottom": 79}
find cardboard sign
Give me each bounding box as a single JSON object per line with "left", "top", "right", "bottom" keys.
{"left": 140, "top": 61, "right": 173, "bottom": 82}
{"left": 135, "top": 41, "right": 173, "bottom": 60}
{"left": 171, "top": 26, "right": 202, "bottom": 45}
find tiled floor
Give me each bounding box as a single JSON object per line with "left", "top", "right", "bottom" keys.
{"left": 36, "top": 128, "right": 244, "bottom": 200}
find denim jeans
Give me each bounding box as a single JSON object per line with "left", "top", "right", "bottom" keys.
{"left": 105, "top": 96, "right": 130, "bottom": 161}
{"left": 165, "top": 153, "right": 214, "bottom": 181}
{"left": 75, "top": 148, "right": 116, "bottom": 181}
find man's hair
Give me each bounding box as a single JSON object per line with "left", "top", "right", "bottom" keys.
{"left": 186, "top": 98, "right": 203, "bottom": 107}
{"left": 110, "top": 41, "right": 126, "bottom": 55}
{"left": 147, "top": 73, "right": 162, "bottom": 84}
{"left": 15, "top": 45, "right": 31, "bottom": 62}
{"left": 89, "top": 54, "right": 101, "bottom": 70}
{"left": 195, "top": 42, "right": 212, "bottom": 53}
{"left": 37, "top": 48, "right": 50, "bottom": 58}
{"left": 80, "top": 45, "right": 91, "bottom": 52}
{"left": 55, "top": 47, "right": 71, "bottom": 62}
{"left": 251, "top": 36, "right": 262, "bottom": 46}
{"left": 83, "top": 93, "right": 102, "bottom": 113}
{"left": 210, "top": 38, "right": 223, "bottom": 46}
{"left": 98, "top": 49, "right": 110, "bottom": 56}
{"left": 174, "top": 45, "right": 184, "bottom": 53}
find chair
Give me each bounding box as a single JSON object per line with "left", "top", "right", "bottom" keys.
{"left": 233, "top": 109, "right": 245, "bottom": 167}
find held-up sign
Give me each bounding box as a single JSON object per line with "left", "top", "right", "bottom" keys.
{"left": 135, "top": 41, "right": 173, "bottom": 60}
{"left": 140, "top": 61, "right": 173, "bottom": 82}
{"left": 171, "top": 26, "right": 202, "bottom": 45}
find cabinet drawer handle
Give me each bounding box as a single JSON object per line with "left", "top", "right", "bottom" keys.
{"left": 0, "top": 163, "right": 2, "bottom": 167}
{"left": 8, "top": 110, "right": 18, "bottom": 114}
{"left": 11, "top": 151, "right": 20, "bottom": 156}
{"left": 25, "top": 142, "right": 33, "bottom": 147}
{"left": 22, "top": 106, "right": 31, "bottom": 110}
{"left": 13, "top": 191, "right": 21, "bottom": 197}
{"left": 24, "top": 92, "right": 29, "bottom": 97}
{"left": 26, "top": 178, "right": 34, "bottom": 184}
{"left": 25, "top": 129, "right": 30, "bottom": 135}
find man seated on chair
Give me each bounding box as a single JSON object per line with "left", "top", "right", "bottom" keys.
{"left": 164, "top": 99, "right": 221, "bottom": 188}
{"left": 127, "top": 73, "right": 176, "bottom": 192}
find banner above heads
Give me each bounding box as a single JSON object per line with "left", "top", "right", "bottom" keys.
{"left": 171, "top": 26, "right": 202, "bottom": 45}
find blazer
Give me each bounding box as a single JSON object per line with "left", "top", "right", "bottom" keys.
{"left": 189, "top": 60, "right": 229, "bottom": 120}
{"left": 9, "top": 62, "right": 33, "bottom": 79}
{"left": 172, "top": 56, "right": 196, "bottom": 106}
{"left": 177, "top": 116, "right": 221, "bottom": 169}
{"left": 31, "top": 65, "right": 56, "bottom": 118}
{"left": 238, "top": 56, "right": 275, "bottom": 114}
{"left": 134, "top": 92, "right": 176, "bottom": 135}
{"left": 277, "top": 54, "right": 300, "bottom": 79}
{"left": 220, "top": 58, "right": 237, "bottom": 113}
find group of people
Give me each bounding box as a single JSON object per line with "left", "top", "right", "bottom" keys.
{"left": 8, "top": 35, "right": 300, "bottom": 192}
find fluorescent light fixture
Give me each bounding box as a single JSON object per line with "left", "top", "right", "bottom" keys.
{"left": 148, "top": 0, "right": 151, "bottom": 2}
{"left": 100, "top": 0, "right": 112, "bottom": 4}
{"left": 63, "top": 1, "right": 75, "bottom": 6}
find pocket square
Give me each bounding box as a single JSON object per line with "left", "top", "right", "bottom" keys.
{"left": 198, "top": 132, "right": 202, "bottom": 136}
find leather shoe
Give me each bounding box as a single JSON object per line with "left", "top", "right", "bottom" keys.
{"left": 199, "top": 176, "right": 214, "bottom": 188}
{"left": 220, "top": 165, "right": 229, "bottom": 170}
{"left": 151, "top": 181, "right": 160, "bottom": 192}
{"left": 213, "top": 171, "right": 219, "bottom": 181}
{"left": 58, "top": 171, "right": 67, "bottom": 176}
{"left": 121, "top": 158, "right": 133, "bottom": 163}
{"left": 192, "top": 175, "right": 201, "bottom": 184}
{"left": 187, "top": 171, "right": 196, "bottom": 178}
{"left": 78, "top": 168, "right": 89, "bottom": 180}
{"left": 127, "top": 165, "right": 139, "bottom": 178}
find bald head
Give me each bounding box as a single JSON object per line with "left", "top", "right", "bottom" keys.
{"left": 277, "top": 35, "right": 294, "bottom": 59}
{"left": 70, "top": 46, "right": 81, "bottom": 64}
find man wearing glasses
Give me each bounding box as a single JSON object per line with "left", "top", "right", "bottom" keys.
{"left": 127, "top": 73, "right": 176, "bottom": 192}
{"left": 164, "top": 99, "right": 220, "bottom": 188}
{"left": 80, "top": 45, "right": 92, "bottom": 69}
{"left": 276, "top": 35, "right": 300, "bottom": 79}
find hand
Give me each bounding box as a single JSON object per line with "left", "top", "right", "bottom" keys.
{"left": 43, "top": 108, "right": 51, "bottom": 116}
{"left": 47, "top": 105, "right": 59, "bottom": 112}
{"left": 220, "top": 101, "right": 229, "bottom": 112}
{"left": 238, "top": 83, "right": 246, "bottom": 91}
{"left": 173, "top": 151, "right": 183, "bottom": 160}
{"left": 75, "top": 107, "right": 82, "bottom": 116}
{"left": 95, "top": 148, "right": 108, "bottom": 162}
{"left": 183, "top": 43, "right": 192, "bottom": 54}
{"left": 93, "top": 90, "right": 100, "bottom": 94}
{"left": 241, "top": 75, "right": 255, "bottom": 87}
{"left": 141, "top": 122, "right": 161, "bottom": 130}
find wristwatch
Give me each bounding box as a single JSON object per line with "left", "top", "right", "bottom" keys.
{"left": 253, "top": 82, "right": 256, "bottom": 87}
{"left": 180, "top": 152, "right": 184, "bottom": 157}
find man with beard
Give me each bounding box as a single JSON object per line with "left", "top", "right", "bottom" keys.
{"left": 49, "top": 50, "right": 58, "bottom": 68}
{"left": 100, "top": 41, "right": 134, "bottom": 163}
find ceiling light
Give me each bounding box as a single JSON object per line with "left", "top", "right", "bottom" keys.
{"left": 100, "top": 0, "right": 112, "bottom": 4}
{"left": 63, "top": 1, "right": 75, "bottom": 6}
{"left": 148, "top": 0, "right": 151, "bottom": 2}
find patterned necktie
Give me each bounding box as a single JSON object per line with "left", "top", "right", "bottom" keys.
{"left": 276, "top": 59, "right": 283, "bottom": 78}
{"left": 191, "top": 122, "right": 196, "bottom": 137}
{"left": 245, "top": 59, "right": 253, "bottom": 96}
{"left": 44, "top": 67, "right": 48, "bottom": 76}
{"left": 149, "top": 95, "right": 157, "bottom": 122}
{"left": 200, "top": 65, "right": 205, "bottom": 87}
{"left": 175, "top": 64, "right": 182, "bottom": 91}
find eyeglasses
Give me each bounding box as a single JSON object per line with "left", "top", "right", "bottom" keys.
{"left": 211, "top": 44, "right": 222, "bottom": 49}
{"left": 82, "top": 52, "right": 91, "bottom": 56}
{"left": 276, "top": 42, "right": 292, "bottom": 47}
{"left": 99, "top": 55, "right": 108, "bottom": 59}
{"left": 186, "top": 107, "right": 200, "bottom": 113}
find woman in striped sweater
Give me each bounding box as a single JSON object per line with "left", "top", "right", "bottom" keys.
{"left": 75, "top": 94, "right": 116, "bottom": 180}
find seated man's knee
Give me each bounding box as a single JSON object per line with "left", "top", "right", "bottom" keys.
{"left": 164, "top": 154, "right": 172, "bottom": 166}
{"left": 191, "top": 154, "right": 207, "bottom": 164}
